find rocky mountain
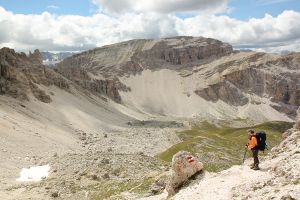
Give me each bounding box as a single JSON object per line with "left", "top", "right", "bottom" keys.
{"left": 56, "top": 36, "right": 300, "bottom": 120}
{"left": 0, "top": 48, "right": 69, "bottom": 103}
{"left": 0, "top": 36, "right": 299, "bottom": 200}
{"left": 194, "top": 52, "right": 300, "bottom": 117}
{"left": 55, "top": 36, "right": 232, "bottom": 104}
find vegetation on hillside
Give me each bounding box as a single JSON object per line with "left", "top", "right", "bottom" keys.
{"left": 157, "top": 121, "right": 293, "bottom": 172}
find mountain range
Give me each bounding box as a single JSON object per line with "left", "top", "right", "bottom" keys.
{"left": 0, "top": 36, "right": 299, "bottom": 199}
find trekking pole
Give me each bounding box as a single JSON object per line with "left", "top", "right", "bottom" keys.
{"left": 242, "top": 148, "right": 247, "bottom": 165}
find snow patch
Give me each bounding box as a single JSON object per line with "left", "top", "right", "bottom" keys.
{"left": 16, "top": 164, "right": 50, "bottom": 182}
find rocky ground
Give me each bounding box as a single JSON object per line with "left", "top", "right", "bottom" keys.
{"left": 1, "top": 36, "right": 300, "bottom": 200}
{"left": 0, "top": 90, "right": 182, "bottom": 200}
{"left": 141, "top": 108, "right": 300, "bottom": 200}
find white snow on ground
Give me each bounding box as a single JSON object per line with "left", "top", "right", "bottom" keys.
{"left": 16, "top": 164, "right": 50, "bottom": 182}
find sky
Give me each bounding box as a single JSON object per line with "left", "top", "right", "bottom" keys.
{"left": 0, "top": 0, "right": 300, "bottom": 52}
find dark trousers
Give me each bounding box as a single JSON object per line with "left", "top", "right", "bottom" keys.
{"left": 251, "top": 149, "right": 259, "bottom": 165}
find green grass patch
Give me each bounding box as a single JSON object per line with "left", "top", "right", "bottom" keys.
{"left": 157, "top": 121, "right": 293, "bottom": 172}
{"left": 89, "top": 177, "right": 154, "bottom": 200}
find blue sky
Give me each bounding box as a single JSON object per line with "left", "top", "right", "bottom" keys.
{"left": 228, "top": 0, "right": 300, "bottom": 20}
{"left": 0, "top": 0, "right": 300, "bottom": 52}
{"left": 0, "top": 0, "right": 299, "bottom": 20}
{"left": 0, "top": 0, "right": 98, "bottom": 16}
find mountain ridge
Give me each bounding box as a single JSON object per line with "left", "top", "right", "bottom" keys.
{"left": 0, "top": 36, "right": 299, "bottom": 200}
{"left": 55, "top": 36, "right": 299, "bottom": 119}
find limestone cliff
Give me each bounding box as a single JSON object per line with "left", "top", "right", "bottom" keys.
{"left": 56, "top": 36, "right": 232, "bottom": 103}
{"left": 56, "top": 37, "right": 299, "bottom": 118}
{"left": 194, "top": 52, "right": 300, "bottom": 116}
{"left": 0, "top": 47, "right": 69, "bottom": 103}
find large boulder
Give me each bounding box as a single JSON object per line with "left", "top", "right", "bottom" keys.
{"left": 166, "top": 151, "right": 203, "bottom": 195}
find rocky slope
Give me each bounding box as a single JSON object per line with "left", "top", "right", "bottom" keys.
{"left": 56, "top": 36, "right": 300, "bottom": 120}
{"left": 56, "top": 36, "right": 232, "bottom": 103}
{"left": 0, "top": 48, "right": 69, "bottom": 103}
{"left": 0, "top": 46, "right": 182, "bottom": 200}
{"left": 0, "top": 36, "right": 299, "bottom": 200}
{"left": 141, "top": 107, "right": 300, "bottom": 200}
{"left": 195, "top": 52, "right": 300, "bottom": 117}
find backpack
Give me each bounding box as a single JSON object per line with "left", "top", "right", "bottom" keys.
{"left": 256, "top": 131, "right": 267, "bottom": 151}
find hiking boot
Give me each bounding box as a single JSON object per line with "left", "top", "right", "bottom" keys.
{"left": 253, "top": 164, "right": 260, "bottom": 170}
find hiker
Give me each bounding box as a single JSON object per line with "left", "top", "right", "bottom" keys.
{"left": 246, "top": 129, "right": 260, "bottom": 170}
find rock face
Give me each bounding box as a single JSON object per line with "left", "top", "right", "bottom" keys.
{"left": 2, "top": 36, "right": 299, "bottom": 119}
{"left": 55, "top": 36, "right": 300, "bottom": 118}
{"left": 29, "top": 49, "right": 43, "bottom": 65}
{"left": 166, "top": 151, "right": 203, "bottom": 195}
{"left": 295, "top": 107, "right": 300, "bottom": 129}
{"left": 56, "top": 36, "right": 232, "bottom": 102}
{"left": 194, "top": 52, "right": 300, "bottom": 117}
{"left": 54, "top": 64, "right": 130, "bottom": 103}
{"left": 0, "top": 47, "right": 69, "bottom": 102}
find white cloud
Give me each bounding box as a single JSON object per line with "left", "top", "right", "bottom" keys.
{"left": 176, "top": 10, "right": 300, "bottom": 50}
{"left": 93, "top": 0, "right": 229, "bottom": 14}
{"left": 0, "top": 6, "right": 300, "bottom": 52}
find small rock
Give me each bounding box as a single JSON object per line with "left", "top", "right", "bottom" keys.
{"left": 91, "top": 174, "right": 98, "bottom": 180}
{"left": 281, "top": 194, "right": 296, "bottom": 200}
{"left": 101, "top": 158, "right": 110, "bottom": 164}
{"left": 150, "top": 179, "right": 166, "bottom": 195}
{"left": 151, "top": 184, "right": 164, "bottom": 195}
{"left": 51, "top": 191, "right": 59, "bottom": 198}
{"left": 111, "top": 168, "right": 121, "bottom": 176}
{"left": 107, "top": 147, "right": 113, "bottom": 152}
{"left": 102, "top": 173, "right": 110, "bottom": 179}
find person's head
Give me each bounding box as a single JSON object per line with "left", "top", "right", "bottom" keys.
{"left": 247, "top": 129, "right": 255, "bottom": 138}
